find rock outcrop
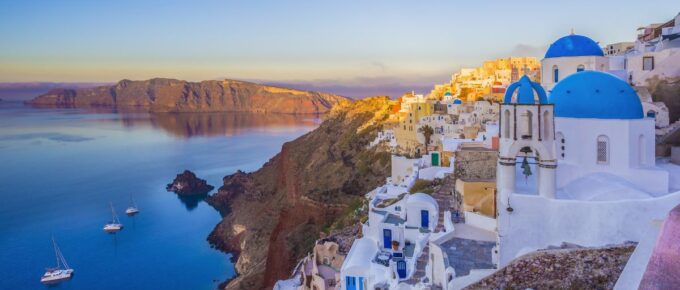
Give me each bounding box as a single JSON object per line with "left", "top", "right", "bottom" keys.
{"left": 206, "top": 97, "right": 393, "bottom": 289}
{"left": 166, "top": 170, "right": 215, "bottom": 195}
{"left": 465, "top": 243, "right": 636, "bottom": 290}
{"left": 28, "top": 78, "right": 350, "bottom": 114}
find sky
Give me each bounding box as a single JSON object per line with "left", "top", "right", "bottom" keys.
{"left": 0, "top": 0, "right": 678, "bottom": 97}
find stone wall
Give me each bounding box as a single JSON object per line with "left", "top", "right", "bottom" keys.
{"left": 454, "top": 149, "right": 498, "bottom": 180}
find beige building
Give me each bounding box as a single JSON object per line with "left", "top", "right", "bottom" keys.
{"left": 455, "top": 178, "right": 497, "bottom": 218}
{"left": 394, "top": 102, "right": 433, "bottom": 155}
{"left": 298, "top": 239, "right": 348, "bottom": 290}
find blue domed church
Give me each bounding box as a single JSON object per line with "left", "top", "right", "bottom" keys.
{"left": 541, "top": 34, "right": 609, "bottom": 91}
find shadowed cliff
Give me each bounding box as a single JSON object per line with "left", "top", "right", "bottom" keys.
{"left": 206, "top": 96, "right": 394, "bottom": 289}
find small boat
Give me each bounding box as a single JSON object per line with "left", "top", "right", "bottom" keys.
{"left": 103, "top": 202, "right": 123, "bottom": 233}
{"left": 125, "top": 196, "right": 139, "bottom": 216}
{"left": 40, "top": 237, "right": 74, "bottom": 284}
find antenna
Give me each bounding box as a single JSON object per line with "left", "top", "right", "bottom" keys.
{"left": 570, "top": 28, "right": 575, "bottom": 35}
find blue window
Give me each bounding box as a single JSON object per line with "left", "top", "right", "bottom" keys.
{"left": 553, "top": 66, "right": 559, "bottom": 82}
{"left": 647, "top": 111, "right": 656, "bottom": 118}
{"left": 577, "top": 64, "right": 585, "bottom": 72}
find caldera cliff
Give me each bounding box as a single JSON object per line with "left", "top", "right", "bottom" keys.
{"left": 28, "top": 78, "right": 350, "bottom": 114}
{"left": 206, "top": 97, "right": 393, "bottom": 289}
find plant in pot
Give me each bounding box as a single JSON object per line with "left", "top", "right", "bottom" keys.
{"left": 391, "top": 240, "right": 400, "bottom": 251}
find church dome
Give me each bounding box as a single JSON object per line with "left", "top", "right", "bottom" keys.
{"left": 544, "top": 34, "right": 604, "bottom": 58}
{"left": 453, "top": 98, "right": 462, "bottom": 104}
{"left": 549, "top": 71, "right": 643, "bottom": 119}
{"left": 503, "top": 75, "right": 548, "bottom": 104}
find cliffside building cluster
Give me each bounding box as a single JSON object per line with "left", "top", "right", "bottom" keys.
{"left": 276, "top": 12, "right": 680, "bottom": 290}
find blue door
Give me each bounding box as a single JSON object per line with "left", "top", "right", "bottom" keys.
{"left": 397, "top": 260, "right": 407, "bottom": 278}
{"left": 383, "top": 229, "right": 392, "bottom": 249}
{"left": 358, "top": 277, "right": 364, "bottom": 290}
{"left": 346, "top": 276, "right": 356, "bottom": 290}
{"left": 421, "top": 210, "right": 429, "bottom": 228}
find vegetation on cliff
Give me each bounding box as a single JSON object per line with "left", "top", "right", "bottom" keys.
{"left": 27, "top": 78, "right": 350, "bottom": 114}
{"left": 206, "top": 96, "right": 394, "bottom": 289}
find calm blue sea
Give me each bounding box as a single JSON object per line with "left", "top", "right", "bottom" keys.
{"left": 0, "top": 102, "right": 319, "bottom": 290}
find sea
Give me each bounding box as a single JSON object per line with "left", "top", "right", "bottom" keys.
{"left": 0, "top": 101, "right": 320, "bottom": 290}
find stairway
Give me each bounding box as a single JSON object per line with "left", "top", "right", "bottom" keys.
{"left": 433, "top": 175, "right": 456, "bottom": 232}
{"left": 406, "top": 243, "right": 430, "bottom": 284}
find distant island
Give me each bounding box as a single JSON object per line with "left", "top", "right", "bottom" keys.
{"left": 27, "top": 78, "right": 350, "bottom": 114}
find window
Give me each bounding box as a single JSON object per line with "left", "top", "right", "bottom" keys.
{"left": 597, "top": 135, "right": 609, "bottom": 164}
{"left": 577, "top": 64, "right": 585, "bottom": 72}
{"left": 553, "top": 65, "right": 559, "bottom": 83}
{"left": 639, "top": 134, "right": 646, "bottom": 166}
{"left": 643, "top": 56, "right": 654, "bottom": 71}
{"left": 543, "top": 111, "right": 551, "bottom": 139}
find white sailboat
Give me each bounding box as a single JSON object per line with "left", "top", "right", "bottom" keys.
{"left": 103, "top": 202, "right": 123, "bottom": 233}
{"left": 40, "top": 237, "right": 74, "bottom": 284}
{"left": 125, "top": 196, "right": 140, "bottom": 216}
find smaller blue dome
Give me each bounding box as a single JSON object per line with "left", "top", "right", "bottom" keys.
{"left": 549, "top": 71, "right": 643, "bottom": 119}
{"left": 545, "top": 34, "right": 604, "bottom": 58}
{"left": 453, "top": 99, "right": 462, "bottom": 104}
{"left": 503, "top": 75, "right": 548, "bottom": 104}
{"left": 444, "top": 91, "right": 451, "bottom": 96}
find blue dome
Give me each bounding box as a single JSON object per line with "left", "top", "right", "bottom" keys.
{"left": 503, "top": 75, "right": 548, "bottom": 104}
{"left": 544, "top": 34, "right": 604, "bottom": 58}
{"left": 453, "top": 99, "right": 462, "bottom": 104}
{"left": 444, "top": 91, "right": 451, "bottom": 96}
{"left": 549, "top": 71, "right": 643, "bottom": 119}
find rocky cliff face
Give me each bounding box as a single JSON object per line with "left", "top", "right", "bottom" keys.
{"left": 206, "top": 97, "right": 393, "bottom": 289}
{"left": 465, "top": 243, "right": 636, "bottom": 290}
{"left": 28, "top": 78, "right": 350, "bottom": 114}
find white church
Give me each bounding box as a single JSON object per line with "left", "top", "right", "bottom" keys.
{"left": 496, "top": 34, "right": 680, "bottom": 289}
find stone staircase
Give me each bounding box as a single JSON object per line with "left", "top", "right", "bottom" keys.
{"left": 433, "top": 175, "right": 456, "bottom": 233}
{"left": 407, "top": 243, "right": 430, "bottom": 284}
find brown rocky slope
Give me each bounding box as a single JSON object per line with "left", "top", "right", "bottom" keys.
{"left": 206, "top": 97, "right": 394, "bottom": 289}
{"left": 28, "top": 78, "right": 350, "bottom": 114}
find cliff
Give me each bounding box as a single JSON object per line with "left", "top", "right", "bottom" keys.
{"left": 28, "top": 78, "right": 350, "bottom": 114}
{"left": 206, "top": 97, "right": 393, "bottom": 289}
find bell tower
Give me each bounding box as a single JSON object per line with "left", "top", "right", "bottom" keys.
{"left": 497, "top": 76, "right": 556, "bottom": 199}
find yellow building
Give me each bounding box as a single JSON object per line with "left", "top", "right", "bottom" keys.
{"left": 394, "top": 102, "right": 433, "bottom": 155}
{"left": 431, "top": 57, "right": 541, "bottom": 101}
{"left": 455, "top": 178, "right": 496, "bottom": 217}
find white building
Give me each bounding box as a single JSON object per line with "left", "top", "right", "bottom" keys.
{"left": 496, "top": 70, "right": 680, "bottom": 290}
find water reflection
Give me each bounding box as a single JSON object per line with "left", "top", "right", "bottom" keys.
{"left": 27, "top": 104, "right": 322, "bottom": 138}
{"left": 176, "top": 193, "right": 209, "bottom": 211}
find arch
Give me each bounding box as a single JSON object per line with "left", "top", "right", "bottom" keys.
{"left": 556, "top": 131, "right": 565, "bottom": 160}
{"left": 552, "top": 65, "right": 559, "bottom": 83}
{"left": 639, "top": 134, "right": 646, "bottom": 166}
{"left": 647, "top": 110, "right": 657, "bottom": 118}
{"left": 577, "top": 64, "right": 585, "bottom": 72}
{"left": 503, "top": 109, "right": 511, "bottom": 138}
{"left": 521, "top": 110, "right": 533, "bottom": 140}
{"left": 596, "top": 135, "right": 609, "bottom": 164}
{"left": 543, "top": 110, "right": 552, "bottom": 140}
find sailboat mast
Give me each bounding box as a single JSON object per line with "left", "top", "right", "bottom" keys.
{"left": 52, "top": 237, "right": 61, "bottom": 268}
{"left": 110, "top": 202, "right": 119, "bottom": 223}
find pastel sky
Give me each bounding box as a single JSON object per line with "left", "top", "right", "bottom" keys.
{"left": 0, "top": 0, "right": 678, "bottom": 95}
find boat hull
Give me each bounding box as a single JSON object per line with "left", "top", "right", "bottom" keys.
{"left": 40, "top": 269, "right": 73, "bottom": 284}
{"left": 103, "top": 223, "right": 123, "bottom": 233}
